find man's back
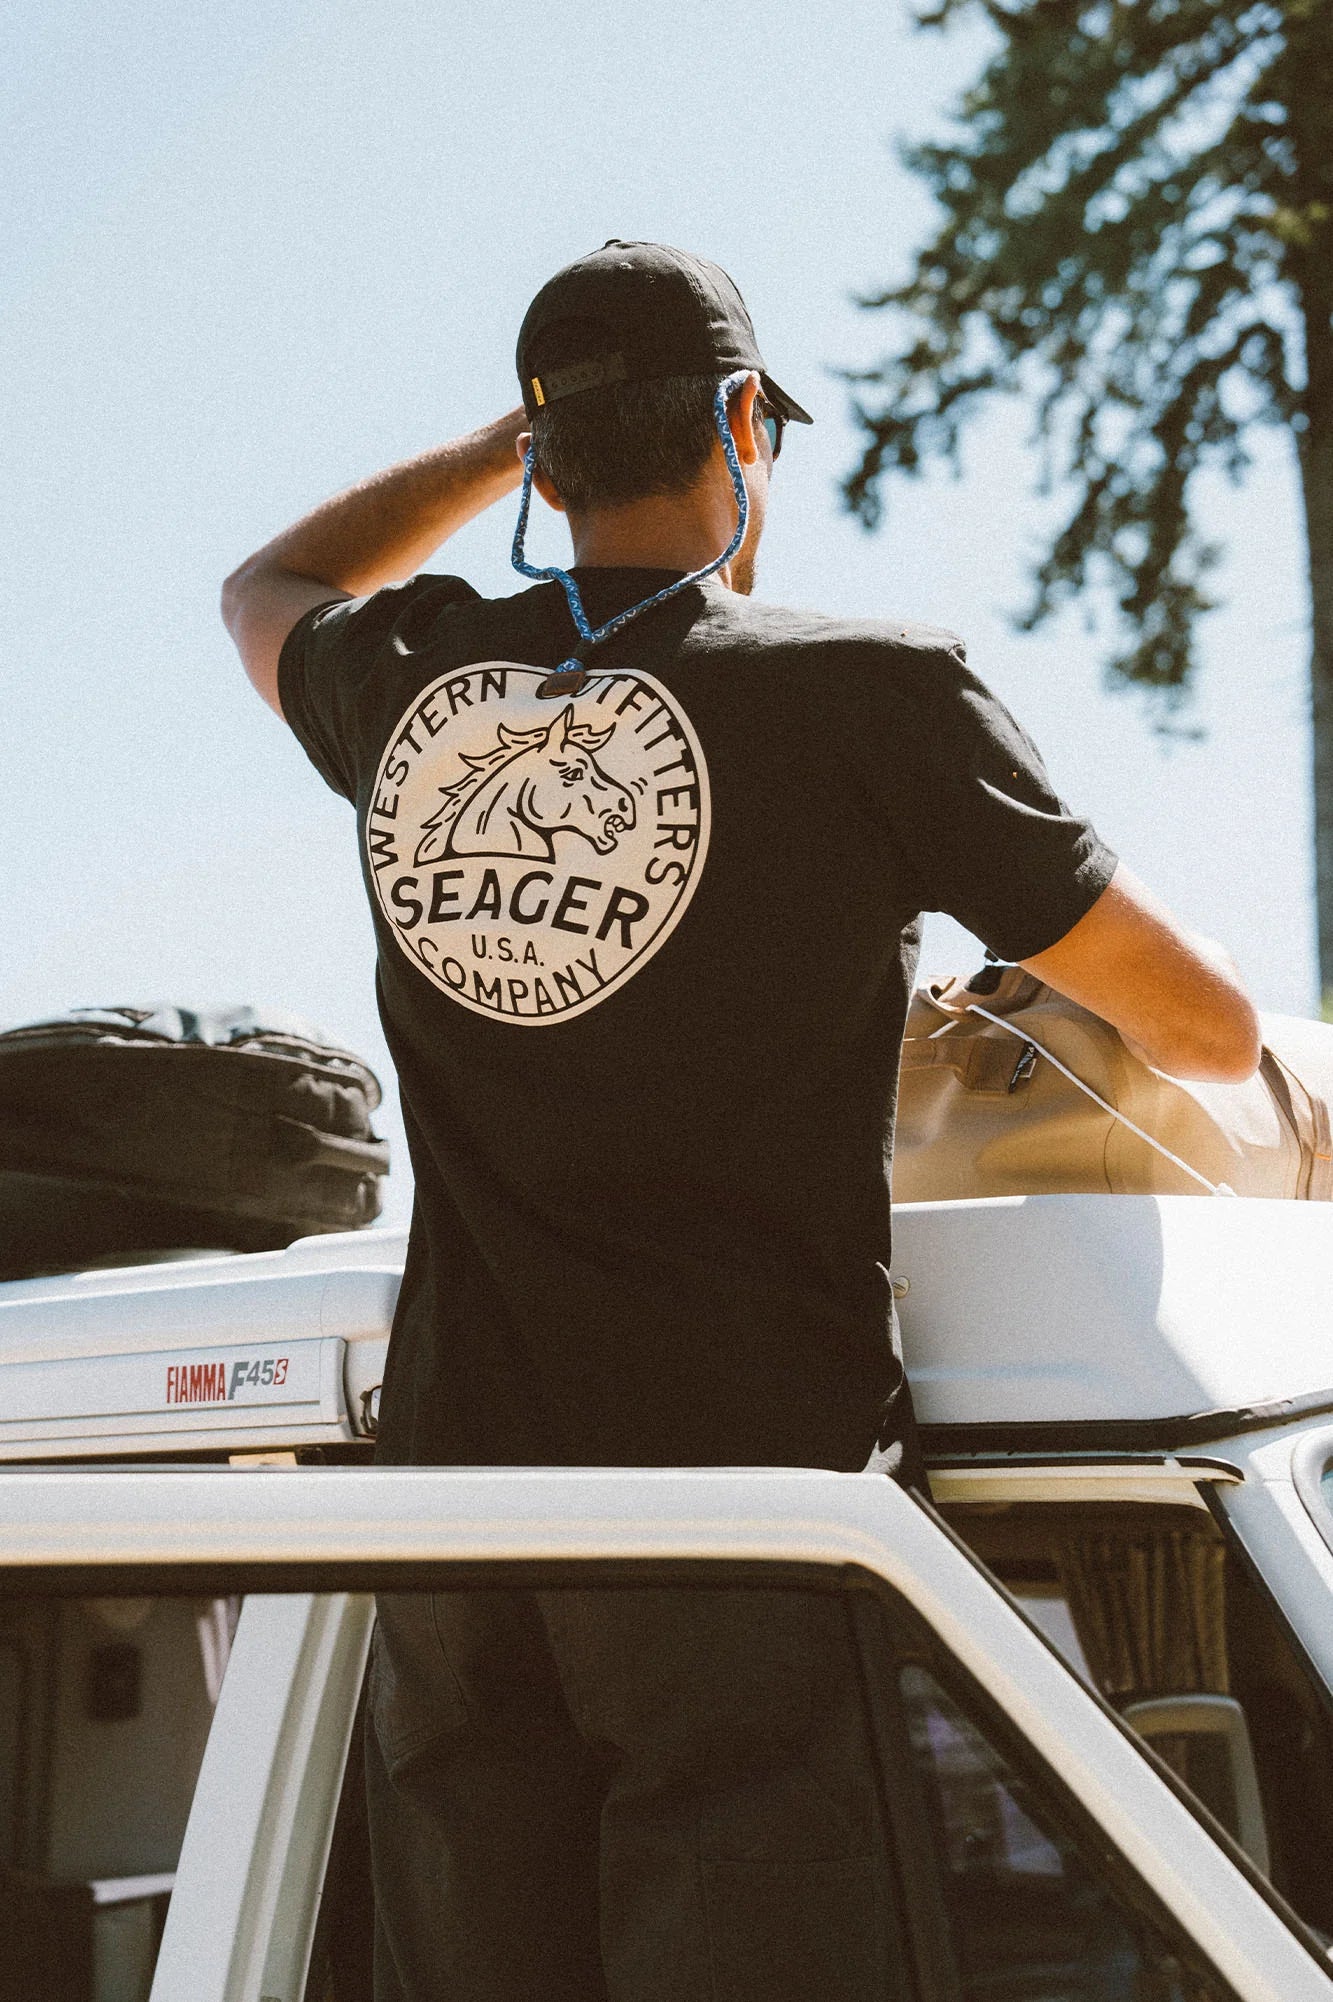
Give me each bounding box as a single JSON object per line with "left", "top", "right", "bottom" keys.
{"left": 222, "top": 240, "right": 1260, "bottom": 2002}
{"left": 278, "top": 563, "right": 1115, "bottom": 1470}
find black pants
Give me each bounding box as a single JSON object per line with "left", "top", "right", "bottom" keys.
{"left": 367, "top": 1313, "right": 922, "bottom": 2001}
{"left": 367, "top": 1581, "right": 899, "bottom": 2002}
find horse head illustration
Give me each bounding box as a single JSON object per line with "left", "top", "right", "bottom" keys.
{"left": 414, "top": 704, "right": 636, "bottom": 866}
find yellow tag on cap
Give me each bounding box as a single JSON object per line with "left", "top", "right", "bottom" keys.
{"left": 531, "top": 377, "right": 545, "bottom": 406}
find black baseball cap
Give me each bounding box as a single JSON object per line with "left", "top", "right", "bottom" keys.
{"left": 516, "top": 240, "right": 814, "bottom": 427}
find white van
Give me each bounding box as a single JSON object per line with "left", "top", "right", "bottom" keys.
{"left": 3, "top": 1192, "right": 1333, "bottom": 2001}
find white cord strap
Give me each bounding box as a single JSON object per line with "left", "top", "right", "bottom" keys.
{"left": 962, "top": 1002, "right": 1234, "bottom": 1197}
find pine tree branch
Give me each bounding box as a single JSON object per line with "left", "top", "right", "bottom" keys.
{"left": 844, "top": 0, "right": 1319, "bottom": 716}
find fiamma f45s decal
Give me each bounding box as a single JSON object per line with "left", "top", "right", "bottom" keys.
{"left": 166, "top": 1354, "right": 291, "bottom": 1405}
{"left": 0, "top": 1338, "right": 347, "bottom": 1456}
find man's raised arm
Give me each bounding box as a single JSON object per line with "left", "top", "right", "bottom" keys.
{"left": 221, "top": 410, "right": 526, "bottom": 717}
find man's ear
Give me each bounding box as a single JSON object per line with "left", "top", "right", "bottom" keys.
{"left": 531, "top": 462, "right": 568, "bottom": 515}
{"left": 725, "top": 373, "right": 763, "bottom": 468}
{"left": 518, "top": 434, "right": 568, "bottom": 515}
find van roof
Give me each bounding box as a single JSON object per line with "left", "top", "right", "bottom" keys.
{"left": 0, "top": 1194, "right": 1329, "bottom": 1460}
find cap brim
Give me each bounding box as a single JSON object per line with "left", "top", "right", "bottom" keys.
{"left": 760, "top": 372, "right": 813, "bottom": 425}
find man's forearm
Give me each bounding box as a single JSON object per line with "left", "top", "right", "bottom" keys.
{"left": 231, "top": 409, "right": 527, "bottom": 600}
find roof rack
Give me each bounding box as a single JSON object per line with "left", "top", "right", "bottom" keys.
{"left": 3, "top": 1195, "right": 1333, "bottom": 1465}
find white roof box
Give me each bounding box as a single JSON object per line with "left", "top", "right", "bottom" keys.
{"left": 895, "top": 1194, "right": 1333, "bottom": 1449}
{"left": 0, "top": 1196, "right": 1329, "bottom": 1461}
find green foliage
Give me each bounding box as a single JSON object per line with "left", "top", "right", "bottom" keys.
{"left": 846, "top": 0, "right": 1333, "bottom": 720}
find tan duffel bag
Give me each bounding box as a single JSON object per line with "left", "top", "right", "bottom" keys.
{"left": 894, "top": 964, "right": 1333, "bottom": 1202}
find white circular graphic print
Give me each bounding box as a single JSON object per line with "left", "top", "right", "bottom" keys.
{"left": 366, "top": 662, "right": 711, "bottom": 1024}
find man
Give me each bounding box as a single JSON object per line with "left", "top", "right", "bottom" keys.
{"left": 223, "top": 241, "right": 1260, "bottom": 2000}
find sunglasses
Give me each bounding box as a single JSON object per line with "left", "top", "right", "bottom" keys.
{"left": 757, "top": 398, "right": 786, "bottom": 461}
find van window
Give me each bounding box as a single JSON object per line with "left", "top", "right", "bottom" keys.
{"left": 900, "top": 1660, "right": 1233, "bottom": 2002}
{"left": 0, "top": 1592, "right": 234, "bottom": 2002}
{"left": 943, "top": 1498, "right": 1333, "bottom": 1935}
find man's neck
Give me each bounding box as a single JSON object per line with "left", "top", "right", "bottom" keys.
{"left": 567, "top": 483, "right": 738, "bottom": 585}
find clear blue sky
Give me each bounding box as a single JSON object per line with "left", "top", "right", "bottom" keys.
{"left": 1, "top": 0, "right": 1314, "bottom": 1224}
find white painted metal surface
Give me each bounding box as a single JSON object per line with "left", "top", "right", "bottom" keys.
{"left": 0, "top": 1336, "right": 346, "bottom": 1451}
{"left": 1207, "top": 1424, "right": 1333, "bottom": 1701}
{"left": 894, "top": 1193, "right": 1333, "bottom": 1427}
{"left": 1291, "top": 1423, "right": 1333, "bottom": 1562}
{"left": 150, "top": 1592, "right": 371, "bottom": 2002}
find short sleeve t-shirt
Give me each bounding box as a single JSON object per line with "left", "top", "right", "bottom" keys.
{"left": 279, "top": 568, "right": 1116, "bottom": 1471}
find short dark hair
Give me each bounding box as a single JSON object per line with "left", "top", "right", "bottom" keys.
{"left": 531, "top": 372, "right": 725, "bottom": 512}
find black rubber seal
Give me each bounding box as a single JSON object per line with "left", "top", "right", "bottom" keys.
{"left": 920, "top": 1385, "right": 1333, "bottom": 1459}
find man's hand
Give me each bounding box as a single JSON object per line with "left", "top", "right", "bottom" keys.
{"left": 221, "top": 410, "right": 527, "bottom": 717}
{"left": 1019, "top": 862, "right": 1262, "bottom": 1083}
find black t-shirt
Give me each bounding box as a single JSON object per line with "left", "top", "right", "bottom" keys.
{"left": 279, "top": 567, "right": 1116, "bottom": 1471}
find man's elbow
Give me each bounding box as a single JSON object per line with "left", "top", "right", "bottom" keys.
{"left": 1154, "top": 995, "right": 1263, "bottom": 1084}
{"left": 218, "top": 558, "right": 288, "bottom": 719}
{"left": 219, "top": 558, "right": 255, "bottom": 640}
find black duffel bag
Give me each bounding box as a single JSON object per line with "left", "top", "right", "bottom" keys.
{"left": 0, "top": 1006, "right": 390, "bottom": 1280}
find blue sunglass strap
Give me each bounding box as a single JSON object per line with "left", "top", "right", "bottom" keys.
{"left": 511, "top": 367, "right": 752, "bottom": 697}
